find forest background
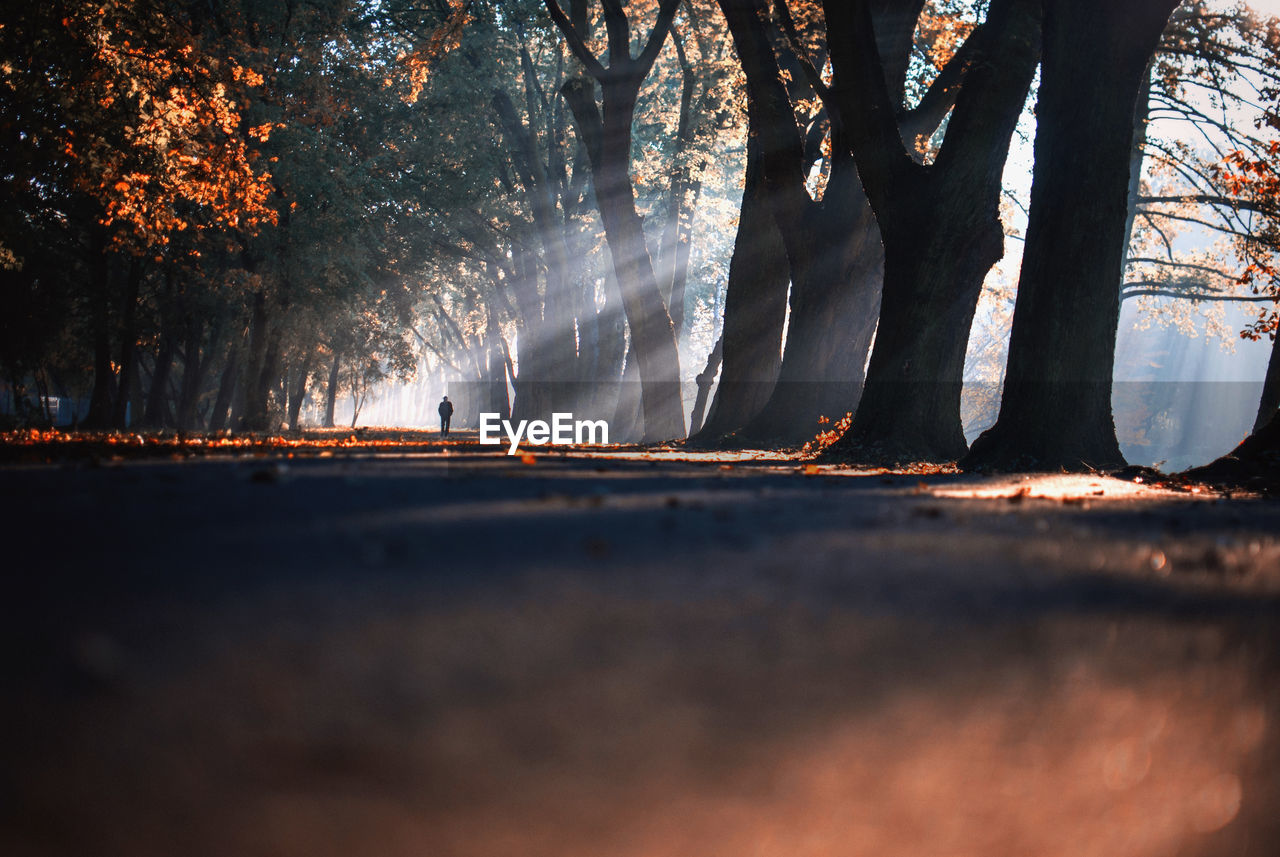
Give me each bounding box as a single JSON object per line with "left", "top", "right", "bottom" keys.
{"left": 4, "top": 0, "right": 1280, "bottom": 472}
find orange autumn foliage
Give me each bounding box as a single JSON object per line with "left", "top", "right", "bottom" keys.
{"left": 55, "top": 3, "right": 278, "bottom": 254}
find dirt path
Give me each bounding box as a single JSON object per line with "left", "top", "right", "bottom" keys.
{"left": 2, "top": 448, "right": 1278, "bottom": 857}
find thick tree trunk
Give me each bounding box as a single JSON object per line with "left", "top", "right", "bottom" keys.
{"left": 656, "top": 29, "right": 698, "bottom": 338}
{"left": 824, "top": 0, "right": 1041, "bottom": 464}
{"left": 831, "top": 205, "right": 1000, "bottom": 461}
{"left": 737, "top": 164, "right": 884, "bottom": 445}
{"left": 964, "top": 0, "right": 1179, "bottom": 472}
{"left": 1121, "top": 63, "right": 1155, "bottom": 274}
{"left": 1255, "top": 333, "right": 1280, "bottom": 434}
{"left": 691, "top": 127, "right": 789, "bottom": 443}
{"left": 710, "top": 0, "right": 874, "bottom": 447}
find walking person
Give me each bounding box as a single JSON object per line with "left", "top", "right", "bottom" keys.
{"left": 438, "top": 395, "right": 454, "bottom": 437}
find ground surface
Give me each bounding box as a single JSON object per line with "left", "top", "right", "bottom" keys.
{"left": 2, "top": 431, "right": 1279, "bottom": 857}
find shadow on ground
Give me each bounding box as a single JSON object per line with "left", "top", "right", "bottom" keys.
{"left": 2, "top": 444, "right": 1278, "bottom": 857}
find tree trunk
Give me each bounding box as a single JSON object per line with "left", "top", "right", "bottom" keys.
{"left": 1255, "top": 333, "right": 1280, "bottom": 434}
{"left": 708, "top": 0, "right": 868, "bottom": 447}
{"left": 737, "top": 164, "right": 884, "bottom": 445}
{"left": 656, "top": 28, "right": 698, "bottom": 338}
{"left": 824, "top": 0, "right": 1041, "bottom": 464}
{"left": 612, "top": 343, "right": 643, "bottom": 443}
{"left": 964, "top": 0, "right": 1179, "bottom": 472}
{"left": 1121, "top": 62, "right": 1155, "bottom": 274}
{"left": 287, "top": 349, "right": 315, "bottom": 431}
{"left": 323, "top": 351, "right": 340, "bottom": 429}
{"left": 507, "top": 249, "right": 556, "bottom": 424}
{"left": 832, "top": 206, "right": 999, "bottom": 461}
{"left": 492, "top": 82, "right": 579, "bottom": 417}
{"left": 688, "top": 333, "right": 724, "bottom": 437}
{"left": 589, "top": 267, "right": 628, "bottom": 421}
{"left": 691, "top": 125, "right": 789, "bottom": 443}
{"left": 240, "top": 291, "right": 285, "bottom": 433}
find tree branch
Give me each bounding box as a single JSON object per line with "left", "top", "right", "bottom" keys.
{"left": 635, "top": 0, "right": 683, "bottom": 80}
{"left": 1121, "top": 285, "right": 1276, "bottom": 302}
{"left": 543, "top": 0, "right": 608, "bottom": 79}
{"left": 822, "top": 0, "right": 919, "bottom": 208}
{"left": 773, "top": 0, "right": 831, "bottom": 103}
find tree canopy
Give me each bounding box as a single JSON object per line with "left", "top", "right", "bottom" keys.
{"left": 2, "top": 0, "right": 1278, "bottom": 472}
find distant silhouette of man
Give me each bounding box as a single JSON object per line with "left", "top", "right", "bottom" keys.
{"left": 438, "top": 395, "right": 454, "bottom": 436}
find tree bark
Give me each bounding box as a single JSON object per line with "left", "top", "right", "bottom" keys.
{"left": 823, "top": 0, "right": 1041, "bottom": 464}
{"left": 241, "top": 289, "right": 286, "bottom": 433}
{"left": 709, "top": 0, "right": 884, "bottom": 447}
{"left": 1255, "top": 333, "right": 1280, "bottom": 434}
{"left": 712, "top": 0, "right": 974, "bottom": 447}
{"left": 548, "top": 0, "right": 686, "bottom": 441}
{"left": 486, "top": 304, "right": 511, "bottom": 421}
{"left": 656, "top": 27, "right": 699, "bottom": 338}
{"left": 964, "top": 0, "right": 1180, "bottom": 472}
{"left": 736, "top": 162, "right": 883, "bottom": 445}
{"left": 687, "top": 333, "right": 723, "bottom": 437}
{"left": 691, "top": 120, "right": 789, "bottom": 443}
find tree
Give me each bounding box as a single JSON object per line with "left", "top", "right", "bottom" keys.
{"left": 544, "top": 0, "right": 686, "bottom": 441}
{"left": 1114, "top": 3, "right": 1280, "bottom": 438}
{"left": 964, "top": 0, "right": 1183, "bottom": 472}
{"left": 697, "top": 0, "right": 978, "bottom": 447}
{"left": 820, "top": 0, "right": 1041, "bottom": 464}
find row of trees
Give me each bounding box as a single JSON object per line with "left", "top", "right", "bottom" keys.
{"left": 3, "top": 0, "right": 1279, "bottom": 469}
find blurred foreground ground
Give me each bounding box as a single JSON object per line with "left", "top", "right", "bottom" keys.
{"left": 2, "top": 432, "right": 1279, "bottom": 857}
